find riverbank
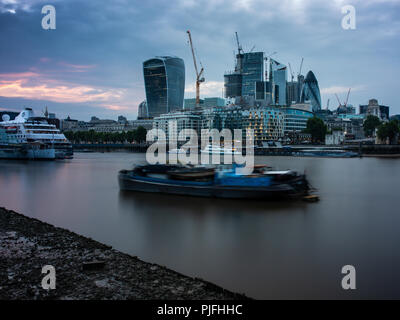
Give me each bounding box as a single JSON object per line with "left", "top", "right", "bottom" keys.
{"left": 0, "top": 207, "right": 246, "bottom": 300}
{"left": 72, "top": 143, "right": 400, "bottom": 157}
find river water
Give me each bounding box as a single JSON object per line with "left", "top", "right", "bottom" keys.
{"left": 1, "top": 152, "right": 400, "bottom": 299}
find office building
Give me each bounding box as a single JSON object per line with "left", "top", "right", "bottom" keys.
{"left": 270, "top": 59, "right": 287, "bottom": 106}
{"left": 241, "top": 52, "right": 264, "bottom": 98}
{"left": 286, "top": 81, "right": 300, "bottom": 106}
{"left": 143, "top": 56, "right": 185, "bottom": 118}
{"left": 300, "top": 71, "right": 321, "bottom": 112}
{"left": 224, "top": 73, "right": 242, "bottom": 98}
{"left": 201, "top": 105, "right": 285, "bottom": 143}
{"left": 244, "top": 106, "right": 285, "bottom": 142}
{"left": 184, "top": 98, "right": 203, "bottom": 110}
{"left": 255, "top": 81, "right": 272, "bottom": 104}
{"left": 204, "top": 97, "right": 226, "bottom": 108}
{"left": 137, "top": 101, "right": 149, "bottom": 119}
{"left": 184, "top": 97, "right": 226, "bottom": 110}
{"left": 359, "top": 99, "right": 389, "bottom": 121}
{"left": 325, "top": 117, "right": 364, "bottom": 140}
{"left": 282, "top": 107, "right": 314, "bottom": 134}
{"left": 224, "top": 52, "right": 264, "bottom": 101}
{"left": 153, "top": 111, "right": 202, "bottom": 142}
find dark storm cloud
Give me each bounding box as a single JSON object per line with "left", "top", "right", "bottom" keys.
{"left": 0, "top": 0, "right": 399, "bottom": 120}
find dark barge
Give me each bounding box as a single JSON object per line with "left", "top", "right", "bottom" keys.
{"left": 118, "top": 164, "right": 311, "bottom": 200}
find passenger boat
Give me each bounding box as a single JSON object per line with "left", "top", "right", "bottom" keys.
{"left": 118, "top": 164, "right": 311, "bottom": 200}
{"left": 0, "top": 108, "right": 73, "bottom": 159}
{"left": 0, "top": 142, "right": 55, "bottom": 160}
{"left": 200, "top": 144, "right": 242, "bottom": 155}
{"left": 294, "top": 148, "right": 358, "bottom": 158}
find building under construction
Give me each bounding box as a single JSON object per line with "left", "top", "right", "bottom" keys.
{"left": 223, "top": 33, "right": 321, "bottom": 112}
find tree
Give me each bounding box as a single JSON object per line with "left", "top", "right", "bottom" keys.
{"left": 363, "top": 115, "right": 381, "bottom": 137}
{"left": 126, "top": 130, "right": 135, "bottom": 143}
{"left": 134, "top": 126, "right": 147, "bottom": 143}
{"left": 62, "top": 127, "right": 148, "bottom": 144}
{"left": 377, "top": 120, "right": 400, "bottom": 144}
{"left": 64, "top": 131, "right": 73, "bottom": 142}
{"left": 305, "top": 117, "right": 327, "bottom": 143}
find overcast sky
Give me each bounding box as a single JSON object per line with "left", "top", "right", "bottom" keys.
{"left": 0, "top": 0, "right": 399, "bottom": 120}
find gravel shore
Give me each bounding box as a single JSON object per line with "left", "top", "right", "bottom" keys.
{"left": 0, "top": 207, "right": 246, "bottom": 300}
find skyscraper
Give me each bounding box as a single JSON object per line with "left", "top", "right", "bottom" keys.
{"left": 286, "top": 81, "right": 299, "bottom": 106}
{"left": 137, "top": 101, "right": 149, "bottom": 119}
{"left": 270, "top": 59, "right": 287, "bottom": 106}
{"left": 224, "top": 73, "right": 242, "bottom": 98}
{"left": 143, "top": 56, "right": 185, "bottom": 118}
{"left": 300, "top": 71, "right": 321, "bottom": 112}
{"left": 241, "top": 52, "right": 264, "bottom": 97}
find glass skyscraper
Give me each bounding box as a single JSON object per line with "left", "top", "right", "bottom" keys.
{"left": 137, "top": 101, "right": 149, "bottom": 119}
{"left": 300, "top": 71, "right": 321, "bottom": 112}
{"left": 143, "top": 56, "right": 185, "bottom": 118}
{"left": 241, "top": 52, "right": 264, "bottom": 97}
{"left": 270, "top": 59, "right": 287, "bottom": 106}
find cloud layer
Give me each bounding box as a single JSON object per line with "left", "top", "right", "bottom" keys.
{"left": 0, "top": 0, "right": 399, "bottom": 119}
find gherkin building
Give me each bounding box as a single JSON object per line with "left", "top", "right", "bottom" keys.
{"left": 300, "top": 71, "right": 321, "bottom": 112}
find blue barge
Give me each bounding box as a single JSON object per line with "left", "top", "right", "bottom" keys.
{"left": 118, "top": 165, "right": 311, "bottom": 200}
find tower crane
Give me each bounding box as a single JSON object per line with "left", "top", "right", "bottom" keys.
{"left": 235, "top": 32, "right": 243, "bottom": 55}
{"left": 344, "top": 88, "right": 351, "bottom": 107}
{"left": 187, "top": 30, "right": 205, "bottom": 109}
{"left": 335, "top": 88, "right": 351, "bottom": 109}
{"left": 298, "top": 57, "right": 304, "bottom": 76}
{"left": 335, "top": 93, "right": 342, "bottom": 107}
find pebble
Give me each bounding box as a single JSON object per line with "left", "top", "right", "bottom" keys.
{"left": 0, "top": 207, "right": 247, "bottom": 300}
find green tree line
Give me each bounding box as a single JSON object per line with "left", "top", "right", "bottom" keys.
{"left": 305, "top": 115, "right": 400, "bottom": 144}
{"left": 364, "top": 115, "right": 400, "bottom": 144}
{"left": 64, "top": 126, "right": 147, "bottom": 144}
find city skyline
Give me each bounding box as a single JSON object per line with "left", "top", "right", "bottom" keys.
{"left": 0, "top": 0, "right": 399, "bottom": 121}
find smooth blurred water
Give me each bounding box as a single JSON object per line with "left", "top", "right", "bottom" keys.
{"left": 1, "top": 152, "right": 400, "bottom": 299}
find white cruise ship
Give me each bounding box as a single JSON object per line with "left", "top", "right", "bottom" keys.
{"left": 0, "top": 108, "right": 73, "bottom": 159}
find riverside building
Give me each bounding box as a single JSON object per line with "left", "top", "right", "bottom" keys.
{"left": 359, "top": 99, "right": 389, "bottom": 121}
{"left": 153, "top": 105, "right": 286, "bottom": 144}
{"left": 282, "top": 107, "right": 314, "bottom": 135}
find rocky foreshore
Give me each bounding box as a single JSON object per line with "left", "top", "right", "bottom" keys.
{"left": 0, "top": 207, "right": 246, "bottom": 300}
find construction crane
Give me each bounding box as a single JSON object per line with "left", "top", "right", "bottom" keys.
{"left": 298, "top": 57, "right": 304, "bottom": 76}
{"left": 235, "top": 32, "right": 243, "bottom": 55}
{"left": 335, "top": 93, "right": 342, "bottom": 107}
{"left": 249, "top": 45, "right": 256, "bottom": 53}
{"left": 288, "top": 63, "right": 294, "bottom": 82}
{"left": 335, "top": 88, "right": 351, "bottom": 109}
{"left": 344, "top": 88, "right": 351, "bottom": 107}
{"left": 187, "top": 30, "right": 205, "bottom": 109}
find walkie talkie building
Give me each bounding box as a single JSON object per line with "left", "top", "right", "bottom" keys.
{"left": 143, "top": 56, "right": 185, "bottom": 118}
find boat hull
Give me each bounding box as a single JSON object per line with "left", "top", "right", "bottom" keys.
{"left": 0, "top": 144, "right": 55, "bottom": 160}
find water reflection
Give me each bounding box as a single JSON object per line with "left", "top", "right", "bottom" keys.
{"left": 1, "top": 153, "right": 400, "bottom": 299}
{"left": 118, "top": 189, "right": 308, "bottom": 215}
